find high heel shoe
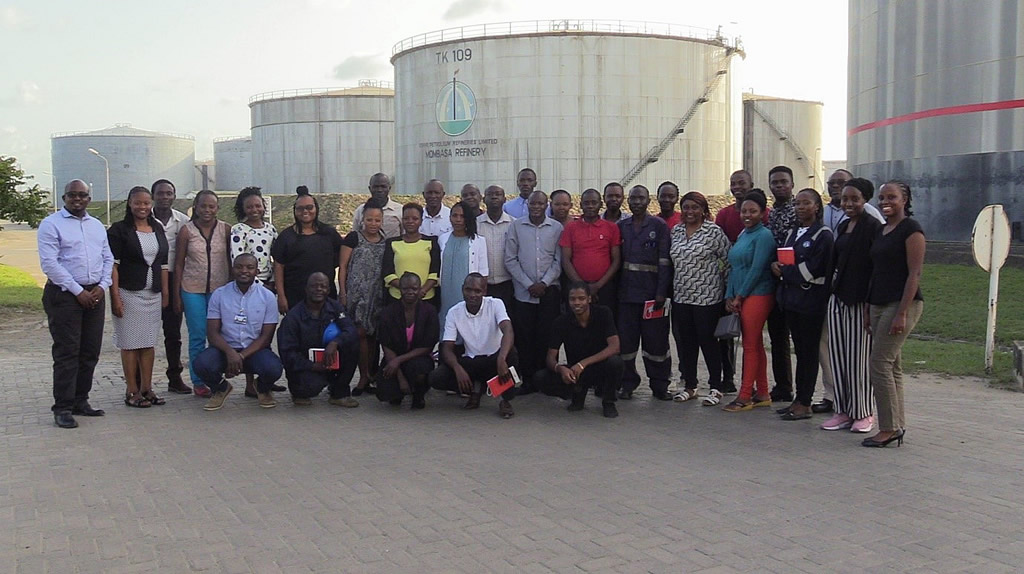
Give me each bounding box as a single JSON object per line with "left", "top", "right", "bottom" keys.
{"left": 861, "top": 429, "right": 904, "bottom": 448}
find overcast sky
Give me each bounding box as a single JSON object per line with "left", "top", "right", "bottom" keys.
{"left": 0, "top": 0, "right": 847, "bottom": 190}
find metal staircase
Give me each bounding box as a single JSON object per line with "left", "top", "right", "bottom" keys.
{"left": 746, "top": 99, "right": 816, "bottom": 187}
{"left": 621, "top": 46, "right": 739, "bottom": 187}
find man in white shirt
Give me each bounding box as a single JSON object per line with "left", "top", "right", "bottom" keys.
{"left": 353, "top": 173, "right": 403, "bottom": 238}
{"left": 824, "top": 169, "right": 884, "bottom": 231}
{"left": 419, "top": 179, "right": 452, "bottom": 237}
{"left": 477, "top": 185, "right": 516, "bottom": 312}
{"left": 428, "top": 273, "right": 518, "bottom": 418}
{"left": 503, "top": 168, "right": 537, "bottom": 219}
{"left": 152, "top": 178, "right": 193, "bottom": 394}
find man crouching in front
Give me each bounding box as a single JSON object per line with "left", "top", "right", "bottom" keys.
{"left": 428, "top": 273, "right": 518, "bottom": 418}
{"left": 194, "top": 253, "right": 283, "bottom": 410}
{"left": 531, "top": 281, "right": 623, "bottom": 418}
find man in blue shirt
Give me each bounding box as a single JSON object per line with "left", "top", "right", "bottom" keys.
{"left": 502, "top": 168, "right": 537, "bottom": 219}
{"left": 193, "top": 253, "right": 283, "bottom": 411}
{"left": 37, "top": 179, "right": 115, "bottom": 428}
{"left": 616, "top": 185, "right": 672, "bottom": 401}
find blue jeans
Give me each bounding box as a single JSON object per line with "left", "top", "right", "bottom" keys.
{"left": 192, "top": 347, "right": 283, "bottom": 393}
{"left": 181, "top": 291, "right": 212, "bottom": 387}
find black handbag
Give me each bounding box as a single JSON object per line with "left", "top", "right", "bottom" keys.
{"left": 714, "top": 313, "right": 741, "bottom": 339}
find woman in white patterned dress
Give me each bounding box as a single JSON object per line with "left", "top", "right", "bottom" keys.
{"left": 108, "top": 186, "right": 170, "bottom": 407}
{"left": 230, "top": 187, "right": 278, "bottom": 290}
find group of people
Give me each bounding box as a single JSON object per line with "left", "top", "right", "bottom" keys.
{"left": 38, "top": 165, "right": 924, "bottom": 448}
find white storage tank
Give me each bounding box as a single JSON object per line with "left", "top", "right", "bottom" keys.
{"left": 213, "top": 136, "right": 252, "bottom": 191}
{"left": 250, "top": 81, "right": 394, "bottom": 195}
{"left": 391, "top": 20, "right": 743, "bottom": 195}
{"left": 743, "top": 94, "right": 823, "bottom": 190}
{"left": 848, "top": 0, "right": 1024, "bottom": 241}
{"left": 51, "top": 124, "right": 195, "bottom": 200}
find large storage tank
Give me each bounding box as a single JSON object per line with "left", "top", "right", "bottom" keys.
{"left": 51, "top": 124, "right": 195, "bottom": 200}
{"left": 250, "top": 81, "right": 394, "bottom": 195}
{"left": 848, "top": 1, "right": 1024, "bottom": 241}
{"left": 743, "top": 94, "right": 823, "bottom": 190}
{"left": 213, "top": 136, "right": 252, "bottom": 191}
{"left": 391, "top": 20, "right": 743, "bottom": 195}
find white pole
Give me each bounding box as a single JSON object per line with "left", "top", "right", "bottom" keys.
{"left": 103, "top": 156, "right": 110, "bottom": 226}
{"left": 985, "top": 213, "right": 999, "bottom": 374}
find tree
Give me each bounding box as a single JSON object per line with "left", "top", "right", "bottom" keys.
{"left": 0, "top": 156, "right": 49, "bottom": 228}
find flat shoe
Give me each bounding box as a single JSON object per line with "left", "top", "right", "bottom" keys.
{"left": 780, "top": 410, "right": 812, "bottom": 421}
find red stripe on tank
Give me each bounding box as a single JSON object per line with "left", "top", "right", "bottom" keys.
{"left": 849, "top": 98, "right": 1024, "bottom": 135}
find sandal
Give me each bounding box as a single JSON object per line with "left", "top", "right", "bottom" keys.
{"left": 673, "top": 388, "right": 698, "bottom": 402}
{"left": 702, "top": 389, "right": 723, "bottom": 406}
{"left": 143, "top": 391, "right": 166, "bottom": 406}
{"left": 722, "top": 400, "right": 752, "bottom": 412}
{"left": 124, "top": 392, "right": 151, "bottom": 408}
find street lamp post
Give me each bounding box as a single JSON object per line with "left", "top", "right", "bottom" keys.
{"left": 87, "top": 148, "right": 110, "bottom": 225}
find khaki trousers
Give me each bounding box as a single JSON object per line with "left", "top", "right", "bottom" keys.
{"left": 869, "top": 300, "right": 924, "bottom": 432}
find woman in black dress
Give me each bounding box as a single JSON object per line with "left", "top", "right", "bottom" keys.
{"left": 271, "top": 186, "right": 343, "bottom": 314}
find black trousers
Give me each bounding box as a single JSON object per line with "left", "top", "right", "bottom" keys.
{"left": 786, "top": 310, "right": 826, "bottom": 407}
{"left": 376, "top": 355, "right": 434, "bottom": 402}
{"left": 428, "top": 348, "right": 519, "bottom": 401}
{"left": 512, "top": 285, "right": 561, "bottom": 378}
{"left": 766, "top": 302, "right": 793, "bottom": 391}
{"left": 287, "top": 340, "right": 359, "bottom": 398}
{"left": 531, "top": 355, "right": 624, "bottom": 403}
{"left": 161, "top": 271, "right": 184, "bottom": 380}
{"left": 719, "top": 338, "right": 736, "bottom": 385}
{"left": 671, "top": 301, "right": 724, "bottom": 391}
{"left": 43, "top": 283, "right": 105, "bottom": 412}
{"left": 592, "top": 281, "right": 618, "bottom": 326}
{"left": 487, "top": 280, "right": 516, "bottom": 317}
{"left": 618, "top": 302, "right": 671, "bottom": 393}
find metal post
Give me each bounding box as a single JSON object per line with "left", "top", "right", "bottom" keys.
{"left": 88, "top": 148, "right": 110, "bottom": 225}
{"left": 985, "top": 214, "right": 999, "bottom": 373}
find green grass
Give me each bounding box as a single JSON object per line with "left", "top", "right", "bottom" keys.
{"left": 0, "top": 264, "right": 43, "bottom": 310}
{"left": 915, "top": 264, "right": 1024, "bottom": 346}
{"left": 902, "top": 339, "right": 1016, "bottom": 386}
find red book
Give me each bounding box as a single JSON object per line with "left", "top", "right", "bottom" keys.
{"left": 777, "top": 247, "right": 795, "bottom": 265}
{"left": 643, "top": 299, "right": 668, "bottom": 320}
{"left": 308, "top": 348, "right": 340, "bottom": 370}
{"left": 486, "top": 366, "right": 521, "bottom": 397}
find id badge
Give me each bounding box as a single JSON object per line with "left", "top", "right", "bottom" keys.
{"left": 233, "top": 313, "right": 247, "bottom": 324}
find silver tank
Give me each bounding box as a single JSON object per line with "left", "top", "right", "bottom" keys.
{"left": 743, "top": 94, "right": 823, "bottom": 191}
{"left": 249, "top": 82, "right": 394, "bottom": 195}
{"left": 51, "top": 124, "right": 195, "bottom": 199}
{"left": 213, "top": 136, "right": 252, "bottom": 191}
{"left": 848, "top": 0, "right": 1024, "bottom": 240}
{"left": 392, "top": 20, "right": 743, "bottom": 195}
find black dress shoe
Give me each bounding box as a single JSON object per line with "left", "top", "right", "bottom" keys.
{"left": 652, "top": 390, "right": 673, "bottom": 401}
{"left": 54, "top": 411, "right": 78, "bottom": 429}
{"left": 769, "top": 387, "right": 793, "bottom": 403}
{"left": 811, "top": 399, "right": 834, "bottom": 413}
{"left": 271, "top": 384, "right": 287, "bottom": 392}
{"left": 72, "top": 403, "right": 105, "bottom": 416}
{"left": 618, "top": 389, "right": 633, "bottom": 400}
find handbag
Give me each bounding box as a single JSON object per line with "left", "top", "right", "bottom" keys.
{"left": 713, "top": 313, "right": 741, "bottom": 339}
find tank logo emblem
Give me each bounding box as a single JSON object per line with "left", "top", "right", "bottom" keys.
{"left": 436, "top": 80, "right": 477, "bottom": 137}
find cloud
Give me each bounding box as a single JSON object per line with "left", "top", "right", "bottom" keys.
{"left": 19, "top": 81, "right": 39, "bottom": 104}
{"left": 442, "top": 0, "right": 503, "bottom": 21}
{"left": 331, "top": 55, "right": 388, "bottom": 81}
{"left": 1, "top": 6, "right": 23, "bottom": 29}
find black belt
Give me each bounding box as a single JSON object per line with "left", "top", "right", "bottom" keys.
{"left": 46, "top": 281, "right": 99, "bottom": 291}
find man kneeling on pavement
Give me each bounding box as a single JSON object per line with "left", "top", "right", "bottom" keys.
{"left": 428, "top": 273, "right": 518, "bottom": 418}
{"left": 277, "top": 272, "right": 360, "bottom": 407}
{"left": 531, "top": 281, "right": 623, "bottom": 418}
{"left": 194, "top": 253, "right": 283, "bottom": 411}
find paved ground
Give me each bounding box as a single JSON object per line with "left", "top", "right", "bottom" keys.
{"left": 3, "top": 303, "right": 1024, "bottom": 574}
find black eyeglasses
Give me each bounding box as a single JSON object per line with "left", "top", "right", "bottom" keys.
{"left": 66, "top": 192, "right": 90, "bottom": 199}
{"left": 294, "top": 205, "right": 316, "bottom": 211}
